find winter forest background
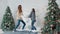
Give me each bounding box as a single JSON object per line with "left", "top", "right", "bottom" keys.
{"left": 0, "top": 0, "right": 60, "bottom": 31}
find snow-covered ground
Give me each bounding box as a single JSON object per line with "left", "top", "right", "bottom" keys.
{"left": 0, "top": 29, "right": 4, "bottom": 34}
{"left": 0, "top": 29, "right": 41, "bottom": 34}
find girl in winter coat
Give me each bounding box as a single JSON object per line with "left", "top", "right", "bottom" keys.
{"left": 14, "top": 5, "right": 26, "bottom": 31}
{"left": 29, "top": 8, "right": 36, "bottom": 30}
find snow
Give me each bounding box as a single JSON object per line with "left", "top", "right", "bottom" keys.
{"left": 0, "top": 29, "right": 4, "bottom": 34}
{"left": 0, "top": 29, "right": 41, "bottom": 34}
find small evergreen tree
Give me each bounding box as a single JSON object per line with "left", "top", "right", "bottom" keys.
{"left": 1, "top": 6, "right": 15, "bottom": 31}
{"left": 42, "top": 0, "right": 60, "bottom": 34}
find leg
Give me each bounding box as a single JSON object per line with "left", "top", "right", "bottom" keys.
{"left": 21, "top": 20, "right": 26, "bottom": 29}
{"left": 31, "top": 26, "right": 36, "bottom": 30}
{"left": 14, "top": 20, "right": 20, "bottom": 31}
{"left": 31, "top": 21, "right": 36, "bottom": 30}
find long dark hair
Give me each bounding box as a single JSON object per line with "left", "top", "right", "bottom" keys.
{"left": 32, "top": 8, "right": 35, "bottom": 12}
{"left": 18, "top": 5, "right": 22, "bottom": 13}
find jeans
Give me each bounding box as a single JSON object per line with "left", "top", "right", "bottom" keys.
{"left": 15, "top": 19, "right": 26, "bottom": 31}
{"left": 31, "top": 20, "right": 36, "bottom": 30}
